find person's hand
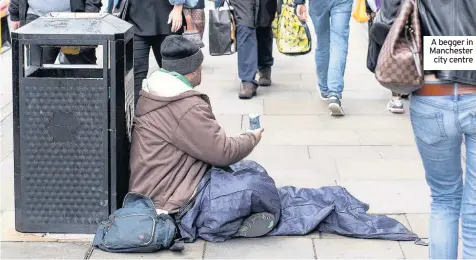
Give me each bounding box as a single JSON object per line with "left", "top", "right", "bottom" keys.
{"left": 10, "top": 20, "right": 20, "bottom": 30}
{"left": 168, "top": 4, "right": 183, "bottom": 33}
{"left": 0, "top": 1, "right": 7, "bottom": 15}
{"left": 296, "top": 4, "right": 307, "bottom": 22}
{"left": 249, "top": 128, "right": 264, "bottom": 143}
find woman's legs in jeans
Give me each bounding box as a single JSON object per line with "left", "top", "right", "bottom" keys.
{"left": 461, "top": 114, "right": 476, "bottom": 258}
{"left": 410, "top": 91, "right": 476, "bottom": 258}
{"left": 309, "top": 0, "right": 352, "bottom": 99}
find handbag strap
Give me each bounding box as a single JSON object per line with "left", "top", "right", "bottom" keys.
{"left": 404, "top": 0, "right": 423, "bottom": 77}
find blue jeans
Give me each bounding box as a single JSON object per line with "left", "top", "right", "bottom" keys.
{"left": 309, "top": 0, "right": 352, "bottom": 99}
{"left": 410, "top": 85, "right": 476, "bottom": 259}
{"left": 214, "top": 0, "right": 224, "bottom": 8}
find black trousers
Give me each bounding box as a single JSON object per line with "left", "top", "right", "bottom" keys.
{"left": 133, "top": 34, "right": 168, "bottom": 105}
{"left": 1, "top": 16, "right": 11, "bottom": 51}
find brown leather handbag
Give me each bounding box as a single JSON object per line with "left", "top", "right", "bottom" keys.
{"left": 375, "top": 0, "right": 423, "bottom": 94}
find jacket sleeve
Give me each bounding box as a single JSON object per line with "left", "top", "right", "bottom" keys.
{"left": 8, "top": 0, "right": 20, "bottom": 21}
{"left": 85, "top": 0, "right": 102, "bottom": 12}
{"left": 171, "top": 104, "right": 258, "bottom": 167}
{"left": 294, "top": 0, "right": 305, "bottom": 4}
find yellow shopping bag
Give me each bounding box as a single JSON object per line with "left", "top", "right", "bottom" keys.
{"left": 272, "top": 0, "right": 312, "bottom": 55}
{"left": 352, "top": 0, "right": 369, "bottom": 23}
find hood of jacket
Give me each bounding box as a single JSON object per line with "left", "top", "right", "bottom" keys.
{"left": 135, "top": 69, "right": 210, "bottom": 117}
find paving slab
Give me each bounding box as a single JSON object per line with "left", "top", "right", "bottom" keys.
{"left": 260, "top": 129, "right": 360, "bottom": 146}
{"left": 335, "top": 158, "right": 425, "bottom": 181}
{"left": 376, "top": 145, "right": 422, "bottom": 160}
{"left": 214, "top": 114, "right": 243, "bottom": 136}
{"left": 264, "top": 99, "right": 395, "bottom": 115}
{"left": 328, "top": 90, "right": 391, "bottom": 100}
{"left": 270, "top": 81, "right": 319, "bottom": 92}
{"left": 90, "top": 240, "right": 205, "bottom": 259}
{"left": 399, "top": 241, "right": 429, "bottom": 259}
{"left": 400, "top": 240, "right": 463, "bottom": 259}
{"left": 210, "top": 98, "right": 264, "bottom": 115}
{"left": 246, "top": 145, "right": 310, "bottom": 161}
{"left": 204, "top": 237, "right": 315, "bottom": 259}
{"left": 405, "top": 214, "right": 463, "bottom": 240}
{"left": 313, "top": 238, "right": 404, "bottom": 259}
{"left": 247, "top": 145, "right": 337, "bottom": 187}
{"left": 258, "top": 158, "right": 339, "bottom": 188}
{"left": 243, "top": 115, "right": 323, "bottom": 130}
{"left": 1, "top": 153, "right": 14, "bottom": 211}
{"left": 320, "top": 214, "right": 412, "bottom": 239}
{"left": 255, "top": 88, "right": 314, "bottom": 100}
{"left": 338, "top": 181, "right": 431, "bottom": 214}
{"left": 0, "top": 113, "right": 13, "bottom": 160}
{"left": 356, "top": 129, "right": 416, "bottom": 146}
{"left": 1, "top": 242, "right": 89, "bottom": 259}
{"left": 406, "top": 214, "right": 430, "bottom": 239}
{"left": 317, "top": 114, "right": 412, "bottom": 130}
{"left": 0, "top": 51, "right": 13, "bottom": 120}
{"left": 309, "top": 145, "right": 383, "bottom": 160}
{"left": 1, "top": 211, "right": 57, "bottom": 242}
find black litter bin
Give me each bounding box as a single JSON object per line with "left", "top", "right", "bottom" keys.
{"left": 11, "top": 13, "right": 134, "bottom": 233}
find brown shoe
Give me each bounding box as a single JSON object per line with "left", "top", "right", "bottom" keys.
{"left": 258, "top": 68, "right": 272, "bottom": 86}
{"left": 239, "top": 82, "right": 258, "bottom": 99}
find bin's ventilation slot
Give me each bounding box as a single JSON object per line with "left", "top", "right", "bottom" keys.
{"left": 23, "top": 44, "right": 104, "bottom": 79}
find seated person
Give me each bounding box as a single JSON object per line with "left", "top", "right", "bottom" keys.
{"left": 129, "top": 35, "right": 420, "bottom": 244}
{"left": 129, "top": 35, "right": 275, "bottom": 238}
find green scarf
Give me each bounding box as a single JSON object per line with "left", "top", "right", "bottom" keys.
{"left": 160, "top": 69, "right": 193, "bottom": 88}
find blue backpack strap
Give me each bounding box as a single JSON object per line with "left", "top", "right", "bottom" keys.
{"left": 122, "top": 192, "right": 156, "bottom": 209}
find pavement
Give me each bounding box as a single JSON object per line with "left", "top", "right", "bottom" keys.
{"left": 0, "top": 3, "right": 467, "bottom": 259}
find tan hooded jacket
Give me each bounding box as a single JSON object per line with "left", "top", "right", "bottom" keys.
{"left": 129, "top": 70, "right": 258, "bottom": 213}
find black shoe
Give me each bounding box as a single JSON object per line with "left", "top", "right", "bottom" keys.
{"left": 258, "top": 69, "right": 272, "bottom": 86}
{"left": 234, "top": 212, "right": 276, "bottom": 238}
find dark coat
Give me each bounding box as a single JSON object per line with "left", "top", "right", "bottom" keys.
{"left": 127, "top": 0, "right": 185, "bottom": 36}
{"left": 229, "top": 0, "right": 277, "bottom": 28}
{"left": 8, "top": 0, "right": 102, "bottom": 25}
{"left": 369, "top": 0, "right": 476, "bottom": 86}
{"left": 418, "top": 0, "right": 476, "bottom": 85}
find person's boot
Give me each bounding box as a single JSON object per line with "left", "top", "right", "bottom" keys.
{"left": 239, "top": 82, "right": 258, "bottom": 99}
{"left": 258, "top": 68, "right": 272, "bottom": 86}
{"left": 234, "top": 212, "right": 276, "bottom": 238}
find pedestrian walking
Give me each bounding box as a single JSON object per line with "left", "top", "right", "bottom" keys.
{"left": 376, "top": 0, "right": 476, "bottom": 257}
{"left": 227, "top": 0, "right": 276, "bottom": 99}
{"left": 295, "top": 0, "right": 352, "bottom": 116}
{"left": 365, "top": 0, "right": 405, "bottom": 114}
{"left": 412, "top": 0, "right": 476, "bottom": 257}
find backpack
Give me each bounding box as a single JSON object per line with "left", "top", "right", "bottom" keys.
{"left": 86, "top": 193, "right": 184, "bottom": 258}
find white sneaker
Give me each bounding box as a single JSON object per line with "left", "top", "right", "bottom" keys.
{"left": 387, "top": 99, "right": 404, "bottom": 114}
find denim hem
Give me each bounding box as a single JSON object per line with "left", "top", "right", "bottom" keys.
{"left": 328, "top": 92, "right": 342, "bottom": 99}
